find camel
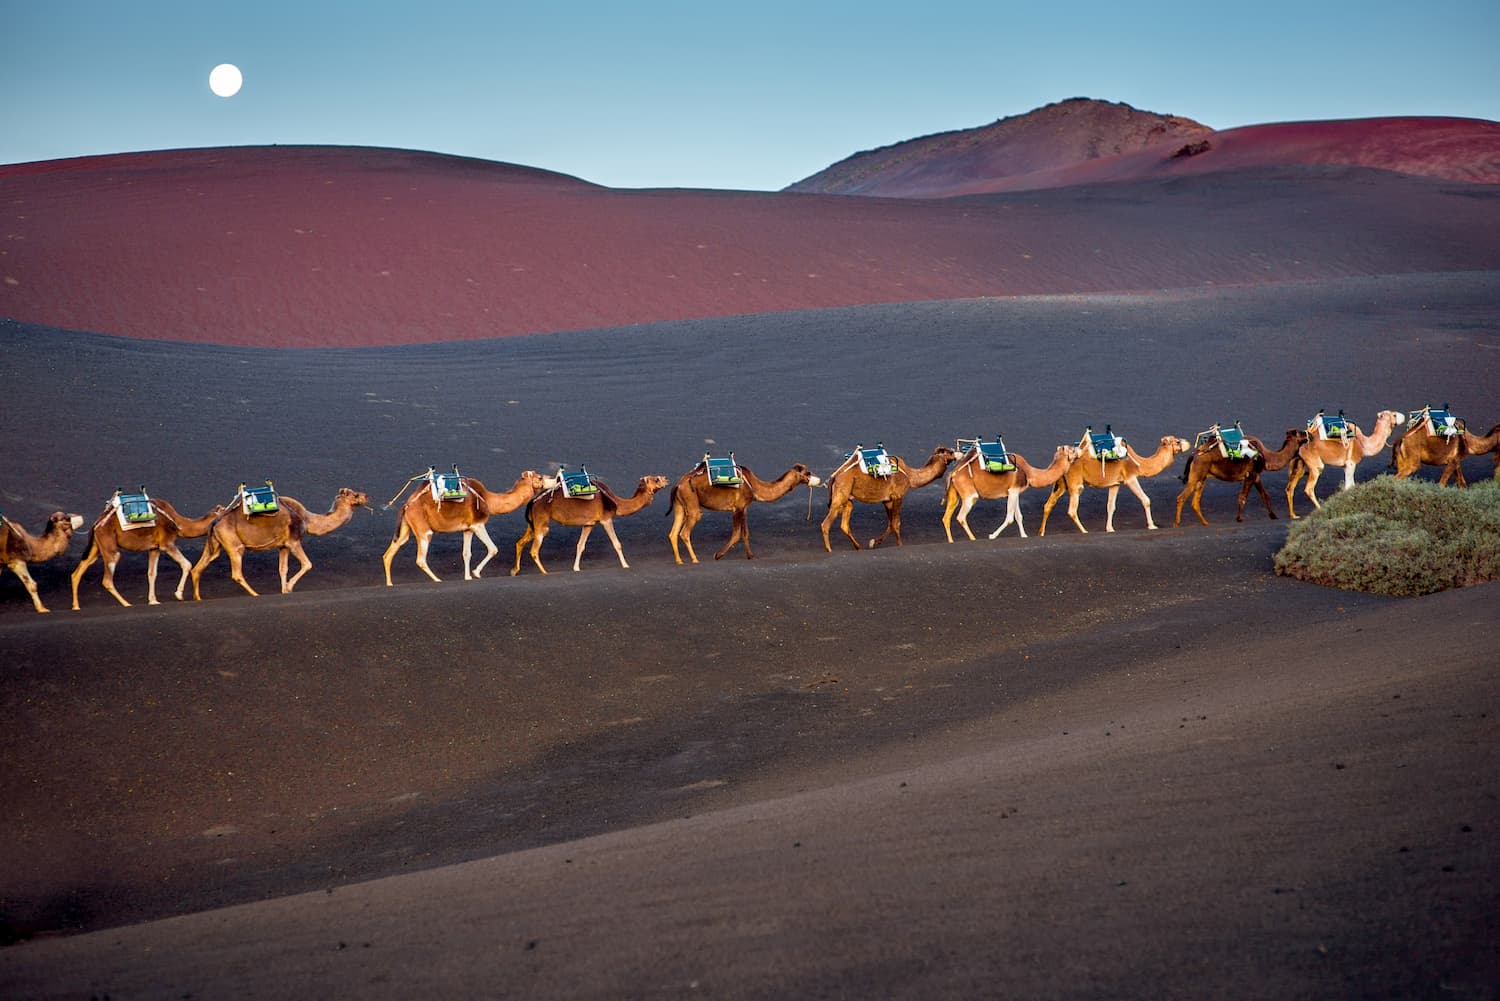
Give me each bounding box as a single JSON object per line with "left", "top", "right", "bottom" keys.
{"left": 1040, "top": 433, "right": 1192, "bottom": 535}
{"left": 667, "top": 457, "right": 821, "bottom": 564}
{"left": 382, "top": 469, "right": 551, "bottom": 585}
{"left": 512, "top": 474, "right": 670, "bottom": 575}
{"left": 1388, "top": 407, "right": 1472, "bottom": 487}
{"left": 1, "top": 510, "right": 84, "bottom": 613}
{"left": 1285, "top": 409, "right": 1405, "bottom": 518}
{"left": 937, "top": 442, "right": 1079, "bottom": 542}
{"left": 70, "top": 494, "right": 227, "bottom": 609}
{"left": 1174, "top": 427, "right": 1305, "bottom": 527}
{"left": 821, "top": 444, "right": 959, "bottom": 552}
{"left": 191, "top": 486, "right": 370, "bottom": 598}
{"left": 1464, "top": 423, "right": 1500, "bottom": 480}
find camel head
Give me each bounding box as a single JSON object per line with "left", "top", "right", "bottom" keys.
{"left": 55, "top": 512, "right": 86, "bottom": 534}
{"left": 519, "top": 469, "right": 550, "bottom": 493}
{"left": 639, "top": 475, "right": 671, "bottom": 494}
{"left": 337, "top": 488, "right": 374, "bottom": 513}
{"left": 1059, "top": 444, "right": 1083, "bottom": 463}
{"left": 791, "top": 463, "right": 822, "bottom": 488}
{"left": 1377, "top": 409, "right": 1406, "bottom": 429}
{"left": 1163, "top": 436, "right": 1193, "bottom": 457}
{"left": 931, "top": 445, "right": 960, "bottom": 465}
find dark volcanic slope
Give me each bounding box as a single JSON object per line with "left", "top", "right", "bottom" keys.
{"left": 3, "top": 147, "right": 1499, "bottom": 346}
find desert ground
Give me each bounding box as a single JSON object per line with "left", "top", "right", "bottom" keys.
{"left": 2, "top": 137, "right": 1499, "bottom": 998}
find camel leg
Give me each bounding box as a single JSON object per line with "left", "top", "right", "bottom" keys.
{"left": 1009, "top": 488, "right": 1028, "bottom": 538}
{"left": 1123, "top": 478, "right": 1156, "bottom": 530}
{"left": 527, "top": 522, "right": 551, "bottom": 575}
{"left": 668, "top": 502, "right": 694, "bottom": 565}
{"left": 278, "top": 547, "right": 292, "bottom": 594}
{"left": 1250, "top": 474, "right": 1276, "bottom": 520}
{"left": 716, "top": 509, "right": 749, "bottom": 560}
{"left": 512, "top": 522, "right": 533, "bottom": 575}
{"left": 820, "top": 500, "right": 852, "bottom": 552}
{"left": 572, "top": 524, "right": 594, "bottom": 571}
{"left": 941, "top": 489, "right": 961, "bottom": 543}
{"left": 190, "top": 535, "right": 221, "bottom": 600}
{"left": 285, "top": 541, "right": 313, "bottom": 592}
{"left": 954, "top": 492, "right": 978, "bottom": 542}
{"left": 6, "top": 559, "right": 51, "bottom": 613}
{"left": 226, "top": 543, "right": 260, "bottom": 597}
{"left": 382, "top": 519, "right": 413, "bottom": 586}
{"left": 414, "top": 529, "right": 443, "bottom": 584}
{"left": 460, "top": 529, "right": 475, "bottom": 580}
{"left": 1303, "top": 460, "right": 1325, "bottom": 511}
{"left": 145, "top": 549, "right": 162, "bottom": 605}
{"left": 70, "top": 539, "right": 102, "bottom": 610}
{"left": 471, "top": 523, "right": 500, "bottom": 577}
{"left": 599, "top": 519, "right": 630, "bottom": 569}
{"left": 1284, "top": 462, "right": 1305, "bottom": 520}
{"left": 1341, "top": 461, "right": 1357, "bottom": 492}
{"left": 164, "top": 543, "right": 194, "bottom": 600}
{"left": 837, "top": 502, "right": 861, "bottom": 551}
{"left": 869, "top": 499, "right": 900, "bottom": 548}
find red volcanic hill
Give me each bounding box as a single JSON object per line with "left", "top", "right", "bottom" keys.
{"left": 787, "top": 101, "right": 1500, "bottom": 197}
{"left": 2, "top": 124, "right": 1500, "bottom": 348}
{"left": 784, "top": 98, "right": 1213, "bottom": 198}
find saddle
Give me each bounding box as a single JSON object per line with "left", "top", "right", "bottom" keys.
{"left": 240, "top": 481, "right": 279, "bottom": 516}
{"left": 702, "top": 453, "right": 742, "bottom": 488}
{"left": 111, "top": 487, "right": 157, "bottom": 530}
{"left": 854, "top": 443, "right": 895, "bottom": 478}
{"left": 1309, "top": 411, "right": 1354, "bottom": 441}
{"left": 957, "top": 437, "right": 1015, "bottom": 474}
{"left": 557, "top": 466, "right": 598, "bottom": 499}
{"left": 1194, "top": 424, "right": 1258, "bottom": 461}
{"left": 1413, "top": 405, "right": 1462, "bottom": 439}
{"left": 1080, "top": 425, "right": 1127, "bottom": 462}
{"left": 429, "top": 466, "right": 469, "bottom": 503}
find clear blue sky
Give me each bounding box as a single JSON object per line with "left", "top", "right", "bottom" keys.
{"left": 4, "top": 0, "right": 1497, "bottom": 190}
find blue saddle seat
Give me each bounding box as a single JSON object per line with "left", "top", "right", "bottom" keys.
{"left": 706, "top": 457, "right": 742, "bottom": 487}
{"left": 432, "top": 472, "right": 467, "bottom": 502}
{"left": 115, "top": 491, "right": 156, "bottom": 527}
{"left": 560, "top": 468, "right": 598, "bottom": 498}
{"left": 1311, "top": 413, "right": 1352, "bottom": 439}
{"left": 977, "top": 440, "right": 1015, "bottom": 473}
{"left": 1085, "top": 430, "right": 1127, "bottom": 461}
{"left": 242, "top": 484, "right": 279, "bottom": 516}
{"left": 1424, "top": 408, "right": 1461, "bottom": 438}
{"left": 1215, "top": 426, "right": 1256, "bottom": 460}
{"left": 857, "top": 446, "right": 894, "bottom": 477}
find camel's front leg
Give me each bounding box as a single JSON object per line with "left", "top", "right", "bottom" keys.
{"left": 1123, "top": 477, "right": 1156, "bottom": 530}
{"left": 285, "top": 541, "right": 313, "bottom": 592}
{"left": 716, "top": 509, "right": 749, "bottom": 560}
{"left": 819, "top": 499, "right": 851, "bottom": 552}
{"left": 7, "top": 559, "right": 51, "bottom": 613}
{"left": 941, "top": 489, "right": 963, "bottom": 543}
{"left": 227, "top": 545, "right": 260, "bottom": 597}
{"left": 164, "top": 543, "right": 195, "bottom": 600}
{"left": 527, "top": 523, "right": 551, "bottom": 575}
{"left": 669, "top": 502, "right": 695, "bottom": 565}
{"left": 512, "top": 523, "right": 535, "bottom": 576}
{"left": 598, "top": 519, "right": 630, "bottom": 569}
{"left": 414, "top": 529, "right": 443, "bottom": 583}
{"left": 471, "top": 523, "right": 500, "bottom": 577}
{"left": 1066, "top": 485, "right": 1089, "bottom": 534}
{"left": 1302, "top": 460, "right": 1325, "bottom": 511}
{"left": 836, "top": 502, "right": 862, "bottom": 551}
{"left": 1340, "top": 460, "right": 1357, "bottom": 491}
{"left": 953, "top": 492, "right": 978, "bottom": 542}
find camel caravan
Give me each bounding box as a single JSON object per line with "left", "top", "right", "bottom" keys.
{"left": 10, "top": 404, "right": 1499, "bottom": 613}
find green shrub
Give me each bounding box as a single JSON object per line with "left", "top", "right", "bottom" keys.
{"left": 1273, "top": 476, "right": 1500, "bottom": 596}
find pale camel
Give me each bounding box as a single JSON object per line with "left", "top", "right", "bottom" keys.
{"left": 1040, "top": 434, "right": 1192, "bottom": 535}
{"left": 821, "top": 445, "right": 959, "bottom": 552}
{"left": 191, "top": 487, "right": 370, "bottom": 598}
{"left": 667, "top": 460, "right": 821, "bottom": 564}
{"left": 1389, "top": 409, "right": 1471, "bottom": 486}
{"left": 1174, "top": 428, "right": 1304, "bottom": 527}
{"left": 1285, "top": 410, "right": 1405, "bottom": 518}
{"left": 1, "top": 510, "right": 84, "bottom": 613}
{"left": 512, "top": 475, "right": 670, "bottom": 575}
{"left": 938, "top": 444, "right": 1079, "bottom": 542}
{"left": 383, "top": 470, "right": 550, "bottom": 585}
{"left": 70, "top": 496, "right": 226, "bottom": 609}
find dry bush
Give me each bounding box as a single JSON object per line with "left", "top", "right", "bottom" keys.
{"left": 1273, "top": 476, "right": 1500, "bottom": 596}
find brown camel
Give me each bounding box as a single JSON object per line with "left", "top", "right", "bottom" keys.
{"left": 821, "top": 444, "right": 959, "bottom": 552}
{"left": 938, "top": 442, "right": 1080, "bottom": 542}
{"left": 70, "top": 494, "right": 227, "bottom": 608}
{"left": 1464, "top": 423, "right": 1500, "bottom": 479}
{"left": 512, "top": 474, "right": 670, "bottom": 575}
{"left": 191, "top": 486, "right": 370, "bottom": 598}
{"left": 1040, "top": 433, "right": 1192, "bottom": 535}
{"left": 667, "top": 457, "right": 821, "bottom": 564}
{"left": 1174, "top": 426, "right": 1305, "bottom": 527}
{"left": 1389, "top": 406, "right": 1471, "bottom": 486}
{"left": 1, "top": 510, "right": 84, "bottom": 613}
{"left": 1285, "top": 409, "right": 1405, "bottom": 518}
{"left": 382, "top": 469, "right": 551, "bottom": 585}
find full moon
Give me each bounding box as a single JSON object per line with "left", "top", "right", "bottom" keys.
{"left": 209, "top": 63, "right": 243, "bottom": 98}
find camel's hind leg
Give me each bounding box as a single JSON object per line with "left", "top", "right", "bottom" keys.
{"left": 70, "top": 536, "right": 102, "bottom": 610}
{"left": 285, "top": 541, "right": 313, "bottom": 592}
{"left": 869, "top": 499, "right": 901, "bottom": 548}
{"left": 144, "top": 549, "right": 161, "bottom": 605}
{"left": 382, "top": 518, "right": 415, "bottom": 586}
{"left": 6, "top": 558, "right": 51, "bottom": 613}
{"left": 1248, "top": 473, "right": 1276, "bottom": 520}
